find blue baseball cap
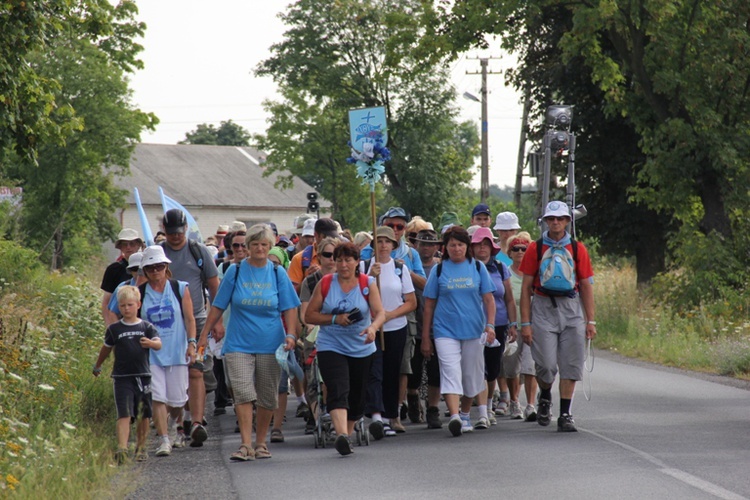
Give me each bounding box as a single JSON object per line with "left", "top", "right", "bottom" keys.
{"left": 471, "top": 203, "right": 491, "bottom": 217}
{"left": 381, "top": 206, "right": 408, "bottom": 222}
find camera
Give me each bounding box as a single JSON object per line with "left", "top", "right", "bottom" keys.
{"left": 347, "top": 308, "right": 364, "bottom": 323}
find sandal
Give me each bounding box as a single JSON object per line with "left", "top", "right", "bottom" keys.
{"left": 254, "top": 443, "right": 272, "bottom": 459}
{"left": 230, "top": 444, "right": 255, "bottom": 462}
{"left": 270, "top": 428, "right": 284, "bottom": 443}
{"left": 135, "top": 448, "right": 148, "bottom": 462}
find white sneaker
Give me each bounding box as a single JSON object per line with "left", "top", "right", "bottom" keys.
{"left": 155, "top": 440, "right": 172, "bottom": 457}
{"left": 460, "top": 417, "right": 474, "bottom": 433}
{"left": 172, "top": 429, "right": 187, "bottom": 448}
{"left": 509, "top": 401, "right": 523, "bottom": 420}
{"left": 474, "top": 416, "right": 489, "bottom": 430}
{"left": 523, "top": 404, "right": 537, "bottom": 422}
{"left": 488, "top": 412, "right": 497, "bottom": 426}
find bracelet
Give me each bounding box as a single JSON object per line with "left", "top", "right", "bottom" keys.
{"left": 587, "top": 321, "right": 597, "bottom": 325}
{"left": 187, "top": 338, "right": 197, "bottom": 344}
{"left": 520, "top": 322, "right": 532, "bottom": 327}
{"left": 509, "top": 322, "right": 518, "bottom": 328}
{"left": 92, "top": 365, "right": 101, "bottom": 373}
{"left": 285, "top": 334, "right": 296, "bottom": 340}
{"left": 485, "top": 323, "right": 495, "bottom": 330}
{"left": 331, "top": 314, "right": 337, "bottom": 325}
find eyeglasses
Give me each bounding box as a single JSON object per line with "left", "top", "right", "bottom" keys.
{"left": 144, "top": 263, "right": 167, "bottom": 272}
{"left": 511, "top": 246, "right": 527, "bottom": 252}
{"left": 385, "top": 223, "right": 405, "bottom": 231}
{"left": 320, "top": 251, "right": 334, "bottom": 259}
{"left": 232, "top": 243, "right": 246, "bottom": 249}
{"left": 545, "top": 216, "right": 568, "bottom": 222}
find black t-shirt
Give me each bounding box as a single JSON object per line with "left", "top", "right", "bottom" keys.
{"left": 103, "top": 320, "right": 159, "bottom": 377}
{"left": 101, "top": 259, "right": 130, "bottom": 294}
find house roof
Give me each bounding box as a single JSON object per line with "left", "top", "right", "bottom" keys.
{"left": 115, "top": 143, "right": 329, "bottom": 210}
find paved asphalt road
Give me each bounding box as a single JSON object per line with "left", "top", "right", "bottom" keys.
{"left": 127, "top": 351, "right": 750, "bottom": 500}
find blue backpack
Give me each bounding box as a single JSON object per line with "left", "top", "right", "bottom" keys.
{"left": 536, "top": 238, "right": 578, "bottom": 297}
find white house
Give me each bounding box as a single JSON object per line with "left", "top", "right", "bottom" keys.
{"left": 112, "top": 143, "right": 328, "bottom": 254}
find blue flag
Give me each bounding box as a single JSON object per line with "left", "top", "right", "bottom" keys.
{"left": 158, "top": 186, "right": 203, "bottom": 243}
{"left": 349, "top": 106, "right": 388, "bottom": 153}
{"left": 134, "top": 187, "right": 154, "bottom": 246}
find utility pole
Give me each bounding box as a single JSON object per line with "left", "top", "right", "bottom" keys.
{"left": 466, "top": 57, "right": 501, "bottom": 204}
{"left": 514, "top": 87, "right": 531, "bottom": 207}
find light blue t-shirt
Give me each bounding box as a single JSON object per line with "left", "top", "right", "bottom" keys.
{"left": 108, "top": 277, "right": 137, "bottom": 316}
{"left": 213, "top": 260, "right": 301, "bottom": 355}
{"left": 496, "top": 252, "right": 512, "bottom": 267}
{"left": 141, "top": 280, "right": 189, "bottom": 367}
{"left": 423, "top": 259, "right": 496, "bottom": 340}
{"left": 317, "top": 274, "right": 377, "bottom": 358}
{"left": 392, "top": 241, "right": 426, "bottom": 278}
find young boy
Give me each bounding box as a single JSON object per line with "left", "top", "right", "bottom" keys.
{"left": 93, "top": 285, "right": 161, "bottom": 464}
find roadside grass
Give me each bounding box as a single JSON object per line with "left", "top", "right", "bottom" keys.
{"left": 594, "top": 263, "right": 750, "bottom": 379}
{"left": 0, "top": 240, "right": 133, "bottom": 497}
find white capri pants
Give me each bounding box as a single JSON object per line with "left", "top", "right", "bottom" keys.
{"left": 150, "top": 364, "right": 189, "bottom": 407}
{"left": 435, "top": 337, "right": 485, "bottom": 398}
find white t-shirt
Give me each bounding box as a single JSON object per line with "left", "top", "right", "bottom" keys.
{"left": 362, "top": 258, "right": 415, "bottom": 332}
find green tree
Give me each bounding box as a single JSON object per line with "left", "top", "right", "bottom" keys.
{"left": 180, "top": 120, "right": 251, "bottom": 146}
{"left": 255, "top": 0, "right": 479, "bottom": 225}
{"left": 3, "top": 1, "right": 156, "bottom": 269}
{"left": 427, "top": 0, "right": 750, "bottom": 290}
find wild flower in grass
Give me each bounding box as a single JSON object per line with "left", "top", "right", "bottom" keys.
{"left": 38, "top": 384, "right": 54, "bottom": 391}
{"left": 39, "top": 349, "right": 56, "bottom": 357}
{"left": 6, "top": 473, "right": 20, "bottom": 490}
{"left": 17, "top": 437, "right": 28, "bottom": 445}
{"left": 7, "top": 372, "right": 23, "bottom": 382}
{"left": 62, "top": 422, "right": 76, "bottom": 431}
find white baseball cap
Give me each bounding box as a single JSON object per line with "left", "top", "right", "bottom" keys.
{"left": 301, "top": 218, "right": 316, "bottom": 237}
{"left": 493, "top": 212, "right": 521, "bottom": 230}
{"left": 542, "top": 201, "right": 571, "bottom": 219}
{"left": 126, "top": 252, "right": 144, "bottom": 270}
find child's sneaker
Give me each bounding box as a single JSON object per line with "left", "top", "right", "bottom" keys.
{"left": 172, "top": 427, "right": 187, "bottom": 448}
{"left": 460, "top": 416, "right": 474, "bottom": 433}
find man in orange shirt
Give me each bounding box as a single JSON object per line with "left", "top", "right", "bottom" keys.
{"left": 288, "top": 218, "right": 340, "bottom": 293}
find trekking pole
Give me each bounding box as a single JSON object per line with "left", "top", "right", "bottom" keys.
{"left": 370, "top": 190, "right": 385, "bottom": 351}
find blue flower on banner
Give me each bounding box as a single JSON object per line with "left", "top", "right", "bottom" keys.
{"left": 348, "top": 134, "right": 390, "bottom": 189}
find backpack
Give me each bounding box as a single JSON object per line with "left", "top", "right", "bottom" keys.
{"left": 536, "top": 238, "right": 578, "bottom": 296}
{"left": 138, "top": 279, "right": 183, "bottom": 319}
{"left": 160, "top": 240, "right": 208, "bottom": 290}
{"left": 320, "top": 273, "right": 370, "bottom": 303}
{"left": 435, "top": 258, "right": 481, "bottom": 278}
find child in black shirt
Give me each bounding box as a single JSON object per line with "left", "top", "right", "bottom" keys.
{"left": 93, "top": 285, "right": 161, "bottom": 464}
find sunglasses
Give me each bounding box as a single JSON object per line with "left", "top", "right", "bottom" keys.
{"left": 511, "top": 246, "right": 527, "bottom": 252}
{"left": 320, "top": 251, "right": 334, "bottom": 259}
{"left": 232, "top": 243, "right": 246, "bottom": 249}
{"left": 385, "top": 223, "right": 405, "bottom": 231}
{"left": 545, "top": 216, "right": 568, "bottom": 222}
{"left": 144, "top": 263, "right": 167, "bottom": 272}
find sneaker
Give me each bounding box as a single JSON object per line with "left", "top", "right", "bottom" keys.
{"left": 213, "top": 407, "right": 226, "bottom": 416}
{"left": 155, "top": 440, "right": 172, "bottom": 457}
{"left": 383, "top": 423, "right": 397, "bottom": 437}
{"left": 400, "top": 402, "right": 408, "bottom": 421}
{"left": 172, "top": 428, "right": 187, "bottom": 448}
{"left": 474, "top": 416, "right": 489, "bottom": 430}
{"left": 494, "top": 400, "right": 509, "bottom": 416}
{"left": 296, "top": 402, "right": 309, "bottom": 418}
{"left": 369, "top": 420, "right": 385, "bottom": 440}
{"left": 334, "top": 434, "right": 354, "bottom": 456}
{"left": 537, "top": 398, "right": 552, "bottom": 427}
{"left": 488, "top": 412, "right": 497, "bottom": 426}
{"left": 190, "top": 423, "right": 208, "bottom": 447}
{"left": 448, "top": 416, "right": 462, "bottom": 437}
{"left": 509, "top": 401, "right": 523, "bottom": 420}
{"left": 460, "top": 416, "right": 474, "bottom": 433}
{"left": 523, "top": 404, "right": 537, "bottom": 422}
{"left": 426, "top": 406, "right": 442, "bottom": 429}
{"left": 557, "top": 413, "right": 577, "bottom": 432}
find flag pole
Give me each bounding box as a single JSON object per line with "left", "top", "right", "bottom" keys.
{"left": 370, "top": 188, "right": 384, "bottom": 350}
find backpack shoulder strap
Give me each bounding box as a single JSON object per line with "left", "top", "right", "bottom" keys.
{"left": 363, "top": 259, "right": 372, "bottom": 275}
{"left": 436, "top": 261, "right": 443, "bottom": 278}
{"left": 188, "top": 239, "right": 208, "bottom": 288}
{"left": 137, "top": 282, "right": 148, "bottom": 318}
{"left": 320, "top": 273, "right": 334, "bottom": 301}
{"left": 358, "top": 273, "right": 370, "bottom": 302}
{"left": 570, "top": 238, "right": 578, "bottom": 262}
{"left": 169, "top": 278, "right": 184, "bottom": 317}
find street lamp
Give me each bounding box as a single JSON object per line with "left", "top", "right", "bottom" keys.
{"left": 463, "top": 89, "right": 489, "bottom": 203}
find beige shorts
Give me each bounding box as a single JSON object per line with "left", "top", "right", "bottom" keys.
{"left": 224, "top": 352, "right": 280, "bottom": 409}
